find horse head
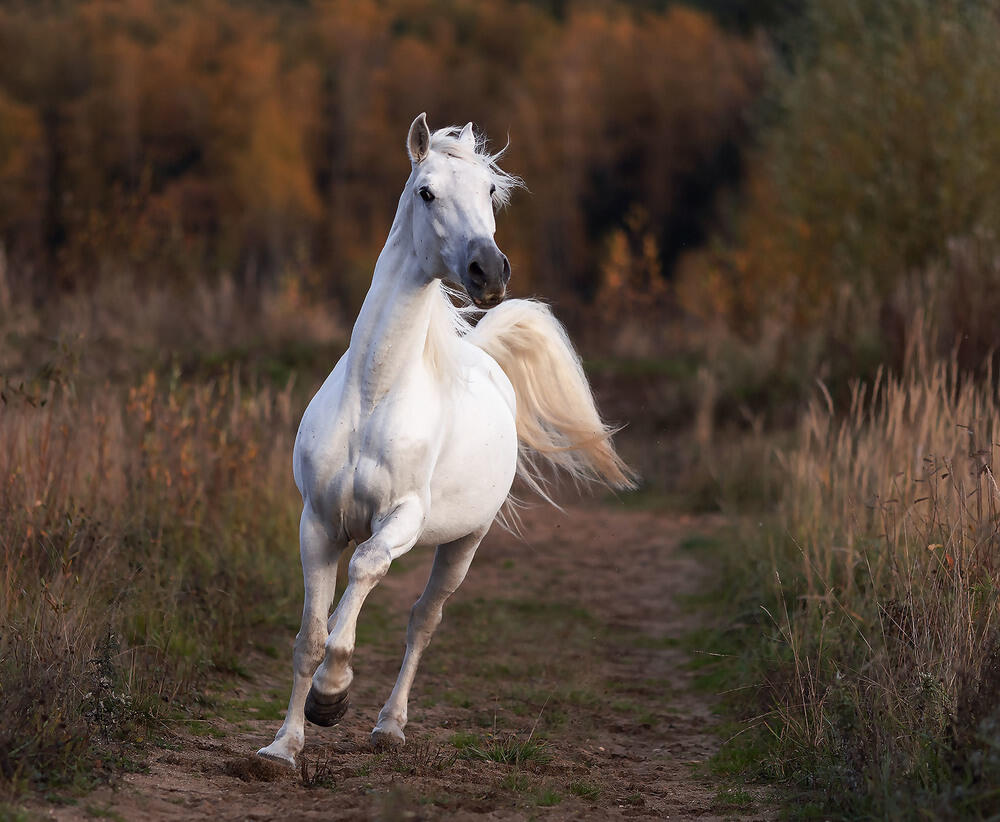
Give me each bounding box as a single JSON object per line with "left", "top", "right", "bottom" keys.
{"left": 406, "top": 112, "right": 514, "bottom": 309}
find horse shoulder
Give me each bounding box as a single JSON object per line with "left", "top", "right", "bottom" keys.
{"left": 293, "top": 352, "right": 352, "bottom": 497}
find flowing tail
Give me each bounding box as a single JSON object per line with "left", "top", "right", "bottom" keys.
{"left": 465, "top": 298, "right": 636, "bottom": 504}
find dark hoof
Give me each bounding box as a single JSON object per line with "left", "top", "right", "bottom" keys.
{"left": 304, "top": 687, "right": 350, "bottom": 727}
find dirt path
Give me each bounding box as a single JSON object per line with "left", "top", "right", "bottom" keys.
{"left": 35, "top": 503, "right": 773, "bottom": 821}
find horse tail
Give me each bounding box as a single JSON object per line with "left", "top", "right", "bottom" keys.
{"left": 465, "top": 298, "right": 636, "bottom": 504}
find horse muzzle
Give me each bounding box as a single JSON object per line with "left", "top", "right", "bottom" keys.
{"left": 469, "top": 287, "right": 506, "bottom": 309}
{"left": 463, "top": 241, "right": 510, "bottom": 309}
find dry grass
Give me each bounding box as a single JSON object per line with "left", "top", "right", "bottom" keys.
{"left": 0, "top": 270, "right": 345, "bottom": 385}
{"left": 758, "top": 335, "right": 1000, "bottom": 813}
{"left": 0, "top": 354, "right": 304, "bottom": 795}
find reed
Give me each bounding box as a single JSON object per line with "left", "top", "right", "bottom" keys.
{"left": 760, "top": 336, "right": 1000, "bottom": 812}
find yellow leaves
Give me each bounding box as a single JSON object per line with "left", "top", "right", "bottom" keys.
{"left": 0, "top": 0, "right": 766, "bottom": 307}
{"left": 234, "top": 77, "right": 322, "bottom": 223}
{"left": 926, "top": 543, "right": 955, "bottom": 568}
{"left": 597, "top": 208, "right": 668, "bottom": 325}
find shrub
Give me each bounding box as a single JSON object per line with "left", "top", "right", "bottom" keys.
{"left": 678, "top": 0, "right": 1000, "bottom": 364}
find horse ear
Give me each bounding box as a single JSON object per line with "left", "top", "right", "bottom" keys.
{"left": 407, "top": 113, "right": 431, "bottom": 164}
{"left": 459, "top": 122, "right": 475, "bottom": 147}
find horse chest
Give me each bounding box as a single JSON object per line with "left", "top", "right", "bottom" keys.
{"left": 300, "top": 393, "right": 439, "bottom": 541}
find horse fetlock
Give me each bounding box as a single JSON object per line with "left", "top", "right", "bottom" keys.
{"left": 378, "top": 703, "right": 407, "bottom": 728}
{"left": 322, "top": 639, "right": 354, "bottom": 670}
{"left": 313, "top": 652, "right": 353, "bottom": 694}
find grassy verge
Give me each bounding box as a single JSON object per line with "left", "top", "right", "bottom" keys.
{"left": 697, "top": 352, "right": 1000, "bottom": 818}
{"left": 0, "top": 368, "right": 302, "bottom": 798}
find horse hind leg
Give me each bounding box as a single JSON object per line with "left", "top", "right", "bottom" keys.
{"left": 257, "top": 507, "right": 342, "bottom": 768}
{"left": 372, "top": 528, "right": 486, "bottom": 748}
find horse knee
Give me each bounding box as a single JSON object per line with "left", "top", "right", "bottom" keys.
{"left": 349, "top": 544, "right": 392, "bottom": 586}
{"left": 294, "top": 619, "right": 326, "bottom": 675}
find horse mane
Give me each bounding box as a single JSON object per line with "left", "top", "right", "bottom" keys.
{"left": 422, "top": 126, "right": 523, "bottom": 382}
{"left": 423, "top": 282, "right": 475, "bottom": 382}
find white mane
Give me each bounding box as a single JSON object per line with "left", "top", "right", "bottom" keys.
{"left": 423, "top": 281, "right": 476, "bottom": 381}
{"left": 427, "top": 126, "right": 523, "bottom": 209}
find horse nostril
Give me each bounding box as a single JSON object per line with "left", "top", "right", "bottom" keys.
{"left": 468, "top": 260, "right": 487, "bottom": 288}
{"left": 501, "top": 255, "right": 511, "bottom": 285}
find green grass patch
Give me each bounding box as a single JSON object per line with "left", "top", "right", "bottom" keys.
{"left": 679, "top": 533, "right": 724, "bottom": 553}
{"left": 628, "top": 633, "right": 680, "bottom": 650}
{"left": 0, "top": 804, "right": 37, "bottom": 822}
{"left": 568, "top": 780, "right": 601, "bottom": 800}
{"left": 708, "top": 724, "right": 775, "bottom": 779}
{"left": 353, "top": 601, "right": 397, "bottom": 647}
{"left": 499, "top": 771, "right": 533, "bottom": 792}
{"left": 448, "top": 731, "right": 479, "bottom": 750}
{"left": 460, "top": 733, "right": 551, "bottom": 767}
{"left": 417, "top": 594, "right": 619, "bottom": 734}
{"left": 712, "top": 788, "right": 755, "bottom": 809}
{"left": 535, "top": 787, "right": 563, "bottom": 806}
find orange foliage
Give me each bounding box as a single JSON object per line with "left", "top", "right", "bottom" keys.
{"left": 0, "top": 0, "right": 762, "bottom": 312}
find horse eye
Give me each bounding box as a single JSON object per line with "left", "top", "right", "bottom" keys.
{"left": 489, "top": 184, "right": 496, "bottom": 197}
{"left": 419, "top": 186, "right": 435, "bottom": 203}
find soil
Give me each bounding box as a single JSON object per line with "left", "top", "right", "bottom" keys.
{"left": 30, "top": 503, "right": 774, "bottom": 821}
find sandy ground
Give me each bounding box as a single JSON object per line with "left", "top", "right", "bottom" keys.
{"left": 29, "top": 503, "right": 774, "bottom": 821}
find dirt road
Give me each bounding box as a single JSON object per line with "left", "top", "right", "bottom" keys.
{"left": 36, "top": 503, "right": 772, "bottom": 821}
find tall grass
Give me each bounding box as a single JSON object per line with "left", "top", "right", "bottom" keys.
{"left": 0, "top": 368, "right": 302, "bottom": 795}
{"left": 757, "top": 337, "right": 1000, "bottom": 814}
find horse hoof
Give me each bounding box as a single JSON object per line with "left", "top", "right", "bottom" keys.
{"left": 371, "top": 727, "right": 405, "bottom": 749}
{"left": 256, "top": 745, "right": 297, "bottom": 769}
{"left": 304, "top": 687, "right": 350, "bottom": 727}
{"left": 371, "top": 718, "right": 406, "bottom": 749}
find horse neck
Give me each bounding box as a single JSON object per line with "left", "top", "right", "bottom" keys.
{"left": 346, "top": 193, "right": 443, "bottom": 409}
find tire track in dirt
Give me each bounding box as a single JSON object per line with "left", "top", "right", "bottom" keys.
{"left": 33, "top": 503, "right": 773, "bottom": 821}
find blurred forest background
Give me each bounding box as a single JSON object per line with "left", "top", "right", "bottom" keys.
{"left": 3, "top": 0, "right": 998, "bottom": 437}
{"left": 6, "top": 0, "right": 1000, "bottom": 817}
{"left": 0, "top": 0, "right": 771, "bottom": 364}
{"left": 0, "top": 0, "right": 769, "bottom": 301}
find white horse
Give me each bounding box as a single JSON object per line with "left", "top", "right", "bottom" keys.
{"left": 257, "top": 113, "right": 632, "bottom": 767}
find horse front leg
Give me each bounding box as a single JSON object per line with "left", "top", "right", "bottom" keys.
{"left": 257, "top": 506, "right": 343, "bottom": 767}
{"left": 372, "top": 527, "right": 487, "bottom": 748}
{"left": 305, "top": 497, "right": 424, "bottom": 725}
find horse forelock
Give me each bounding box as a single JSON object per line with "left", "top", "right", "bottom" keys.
{"left": 427, "top": 127, "right": 523, "bottom": 209}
